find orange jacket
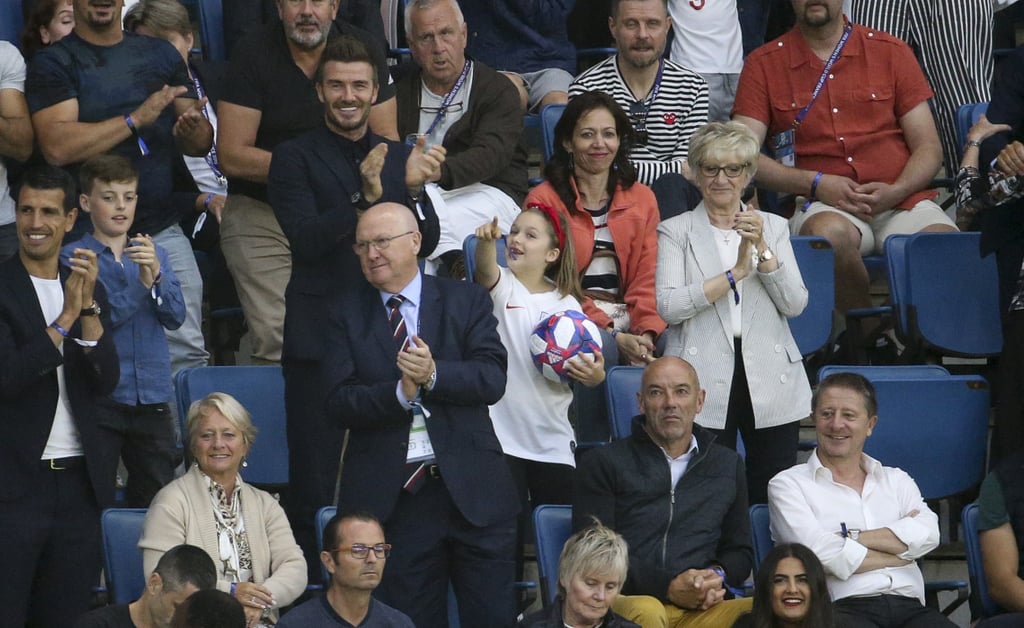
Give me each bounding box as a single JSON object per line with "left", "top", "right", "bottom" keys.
{"left": 527, "top": 180, "right": 666, "bottom": 338}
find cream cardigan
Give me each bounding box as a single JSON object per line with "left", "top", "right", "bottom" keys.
{"left": 139, "top": 465, "right": 307, "bottom": 611}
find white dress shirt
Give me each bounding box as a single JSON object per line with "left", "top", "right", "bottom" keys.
{"left": 768, "top": 451, "right": 940, "bottom": 603}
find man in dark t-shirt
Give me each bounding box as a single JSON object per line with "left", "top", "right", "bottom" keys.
{"left": 26, "top": 0, "right": 214, "bottom": 375}
{"left": 215, "top": 0, "right": 396, "bottom": 364}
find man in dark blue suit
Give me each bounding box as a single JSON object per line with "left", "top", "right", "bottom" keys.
{"left": 268, "top": 35, "right": 445, "bottom": 576}
{"left": 322, "top": 202, "right": 518, "bottom": 627}
{"left": 0, "top": 164, "right": 119, "bottom": 626}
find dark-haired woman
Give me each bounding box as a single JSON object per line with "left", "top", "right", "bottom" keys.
{"left": 732, "top": 543, "right": 834, "bottom": 628}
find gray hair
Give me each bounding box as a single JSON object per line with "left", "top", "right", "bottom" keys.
{"left": 557, "top": 523, "right": 629, "bottom": 599}
{"left": 123, "top": 0, "right": 191, "bottom": 38}
{"left": 687, "top": 121, "right": 761, "bottom": 178}
{"left": 404, "top": 0, "right": 464, "bottom": 37}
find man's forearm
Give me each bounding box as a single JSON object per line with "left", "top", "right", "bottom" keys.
{"left": 752, "top": 153, "right": 819, "bottom": 196}
{"left": 853, "top": 548, "right": 912, "bottom": 574}
{"left": 857, "top": 528, "right": 909, "bottom": 555}
{"left": 0, "top": 116, "right": 32, "bottom": 162}
{"left": 219, "top": 145, "right": 273, "bottom": 183}
{"left": 36, "top": 116, "right": 135, "bottom": 166}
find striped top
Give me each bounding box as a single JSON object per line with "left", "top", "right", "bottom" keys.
{"left": 569, "top": 56, "right": 709, "bottom": 185}
{"left": 581, "top": 204, "right": 621, "bottom": 300}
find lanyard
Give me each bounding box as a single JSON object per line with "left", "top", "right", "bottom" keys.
{"left": 189, "top": 66, "right": 227, "bottom": 186}
{"left": 793, "top": 22, "right": 852, "bottom": 128}
{"left": 630, "top": 59, "right": 665, "bottom": 128}
{"left": 424, "top": 60, "right": 471, "bottom": 138}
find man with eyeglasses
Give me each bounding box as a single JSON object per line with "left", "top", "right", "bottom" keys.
{"left": 278, "top": 513, "right": 414, "bottom": 627}
{"left": 569, "top": 0, "right": 710, "bottom": 219}
{"left": 732, "top": 0, "right": 957, "bottom": 322}
{"left": 267, "top": 34, "right": 441, "bottom": 581}
{"left": 322, "top": 202, "right": 518, "bottom": 627}
{"left": 396, "top": 0, "right": 529, "bottom": 278}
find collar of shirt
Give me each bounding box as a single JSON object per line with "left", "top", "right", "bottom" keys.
{"left": 379, "top": 271, "right": 423, "bottom": 337}
{"left": 808, "top": 448, "right": 882, "bottom": 483}
{"left": 660, "top": 434, "right": 699, "bottom": 487}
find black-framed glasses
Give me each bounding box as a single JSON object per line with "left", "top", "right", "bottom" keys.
{"left": 699, "top": 163, "right": 749, "bottom": 179}
{"left": 353, "top": 231, "right": 414, "bottom": 254}
{"left": 332, "top": 543, "right": 392, "bottom": 559}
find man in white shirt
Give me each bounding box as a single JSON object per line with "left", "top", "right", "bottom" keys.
{"left": 768, "top": 372, "right": 955, "bottom": 627}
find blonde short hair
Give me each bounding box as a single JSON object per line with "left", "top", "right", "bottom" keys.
{"left": 185, "top": 392, "right": 258, "bottom": 454}
{"left": 557, "top": 522, "right": 629, "bottom": 598}
{"left": 687, "top": 121, "right": 761, "bottom": 178}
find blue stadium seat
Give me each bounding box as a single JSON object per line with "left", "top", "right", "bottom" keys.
{"left": 533, "top": 504, "right": 572, "bottom": 606}
{"left": 462, "top": 234, "right": 507, "bottom": 282}
{"left": 749, "top": 503, "right": 772, "bottom": 575}
{"left": 101, "top": 508, "right": 148, "bottom": 604}
{"left": 174, "top": 366, "right": 288, "bottom": 487}
{"left": 605, "top": 366, "right": 643, "bottom": 440}
{"left": 540, "top": 103, "right": 565, "bottom": 164}
{"left": 788, "top": 236, "right": 834, "bottom": 357}
{"left": 0, "top": 1, "right": 23, "bottom": 47}
{"left": 963, "top": 502, "right": 1005, "bottom": 619}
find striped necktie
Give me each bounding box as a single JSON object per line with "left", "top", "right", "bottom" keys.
{"left": 387, "top": 294, "right": 408, "bottom": 352}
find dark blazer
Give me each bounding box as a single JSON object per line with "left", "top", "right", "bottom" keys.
{"left": 396, "top": 60, "right": 529, "bottom": 205}
{"left": 0, "top": 256, "right": 120, "bottom": 506}
{"left": 979, "top": 45, "right": 1024, "bottom": 313}
{"left": 268, "top": 123, "right": 440, "bottom": 363}
{"left": 323, "top": 275, "right": 518, "bottom": 527}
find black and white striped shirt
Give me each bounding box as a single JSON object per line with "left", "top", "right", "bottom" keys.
{"left": 569, "top": 56, "right": 709, "bottom": 186}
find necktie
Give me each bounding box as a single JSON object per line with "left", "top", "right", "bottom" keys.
{"left": 387, "top": 294, "right": 408, "bottom": 352}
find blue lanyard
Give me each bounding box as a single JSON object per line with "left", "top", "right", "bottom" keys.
{"left": 424, "top": 60, "right": 471, "bottom": 138}
{"left": 189, "top": 66, "right": 226, "bottom": 185}
{"left": 793, "top": 22, "right": 852, "bottom": 128}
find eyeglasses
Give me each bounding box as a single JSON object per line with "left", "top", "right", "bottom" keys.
{"left": 699, "top": 163, "right": 749, "bottom": 179}
{"left": 353, "top": 231, "right": 414, "bottom": 254}
{"left": 331, "top": 543, "right": 392, "bottom": 559}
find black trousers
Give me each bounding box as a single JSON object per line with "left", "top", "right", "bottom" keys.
{"left": 708, "top": 338, "right": 799, "bottom": 505}
{"left": 375, "top": 475, "right": 517, "bottom": 628}
{"left": 0, "top": 459, "right": 101, "bottom": 627}
{"left": 994, "top": 310, "right": 1024, "bottom": 463}
{"left": 834, "top": 594, "right": 957, "bottom": 628}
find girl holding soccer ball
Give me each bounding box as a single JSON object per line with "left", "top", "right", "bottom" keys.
{"left": 473, "top": 205, "right": 605, "bottom": 576}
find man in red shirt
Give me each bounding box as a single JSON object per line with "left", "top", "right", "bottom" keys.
{"left": 733, "top": 0, "right": 956, "bottom": 314}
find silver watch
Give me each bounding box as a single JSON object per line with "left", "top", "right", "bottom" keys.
{"left": 757, "top": 248, "right": 775, "bottom": 264}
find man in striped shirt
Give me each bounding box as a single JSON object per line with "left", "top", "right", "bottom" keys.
{"left": 569, "top": 0, "right": 709, "bottom": 218}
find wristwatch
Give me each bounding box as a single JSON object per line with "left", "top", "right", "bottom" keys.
{"left": 757, "top": 248, "right": 775, "bottom": 264}
{"left": 847, "top": 528, "right": 861, "bottom": 541}
{"left": 80, "top": 300, "right": 102, "bottom": 317}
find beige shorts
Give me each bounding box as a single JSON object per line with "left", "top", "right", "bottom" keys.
{"left": 788, "top": 198, "right": 957, "bottom": 255}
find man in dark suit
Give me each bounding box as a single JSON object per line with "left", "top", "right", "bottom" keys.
{"left": 267, "top": 34, "right": 443, "bottom": 574}
{"left": 396, "top": 0, "right": 528, "bottom": 275}
{"left": 322, "top": 202, "right": 518, "bottom": 627}
{"left": 0, "top": 164, "right": 119, "bottom": 627}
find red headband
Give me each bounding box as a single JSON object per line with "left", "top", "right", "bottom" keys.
{"left": 527, "top": 202, "right": 566, "bottom": 250}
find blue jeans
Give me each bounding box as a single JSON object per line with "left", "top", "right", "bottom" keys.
{"left": 153, "top": 224, "right": 209, "bottom": 373}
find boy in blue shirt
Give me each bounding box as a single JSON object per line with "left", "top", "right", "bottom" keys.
{"left": 62, "top": 154, "right": 186, "bottom": 507}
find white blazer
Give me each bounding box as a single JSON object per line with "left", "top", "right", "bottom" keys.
{"left": 655, "top": 203, "right": 812, "bottom": 429}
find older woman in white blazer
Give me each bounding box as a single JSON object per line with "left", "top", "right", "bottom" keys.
{"left": 655, "top": 121, "right": 812, "bottom": 504}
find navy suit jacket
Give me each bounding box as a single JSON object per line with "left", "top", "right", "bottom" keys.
{"left": 322, "top": 275, "right": 519, "bottom": 527}
{"left": 0, "top": 256, "right": 120, "bottom": 506}
{"left": 268, "top": 123, "right": 440, "bottom": 363}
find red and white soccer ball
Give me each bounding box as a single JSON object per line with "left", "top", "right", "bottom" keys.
{"left": 529, "top": 310, "right": 603, "bottom": 383}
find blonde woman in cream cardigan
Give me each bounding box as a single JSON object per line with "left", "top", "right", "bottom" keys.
{"left": 140, "top": 393, "right": 306, "bottom": 627}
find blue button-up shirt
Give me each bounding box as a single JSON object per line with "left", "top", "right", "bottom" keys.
{"left": 61, "top": 233, "right": 185, "bottom": 405}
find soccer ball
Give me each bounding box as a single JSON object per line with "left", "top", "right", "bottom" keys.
{"left": 529, "top": 310, "right": 603, "bottom": 383}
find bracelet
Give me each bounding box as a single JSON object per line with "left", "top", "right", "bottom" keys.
{"left": 230, "top": 582, "right": 237, "bottom": 596}
{"left": 802, "top": 171, "right": 824, "bottom": 212}
{"left": 153, "top": 270, "right": 163, "bottom": 285}
{"left": 725, "top": 270, "right": 740, "bottom": 305}
{"left": 203, "top": 193, "right": 214, "bottom": 210}
{"left": 124, "top": 114, "right": 150, "bottom": 156}
{"left": 50, "top": 321, "right": 70, "bottom": 338}
{"left": 73, "top": 338, "right": 99, "bottom": 348}
{"left": 966, "top": 139, "right": 983, "bottom": 149}
{"left": 610, "top": 329, "right": 621, "bottom": 338}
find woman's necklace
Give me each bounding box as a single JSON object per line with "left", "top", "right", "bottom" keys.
{"left": 712, "top": 224, "right": 735, "bottom": 245}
